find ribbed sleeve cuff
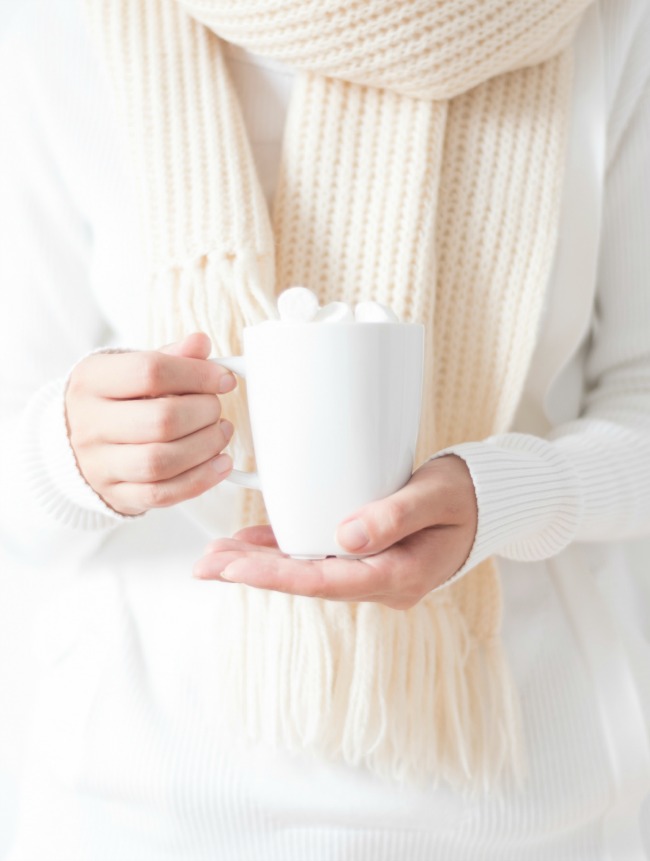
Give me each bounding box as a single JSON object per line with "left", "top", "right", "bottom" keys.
{"left": 428, "top": 433, "right": 583, "bottom": 580}
{"left": 549, "top": 417, "right": 650, "bottom": 540}
{"left": 19, "top": 349, "right": 140, "bottom": 531}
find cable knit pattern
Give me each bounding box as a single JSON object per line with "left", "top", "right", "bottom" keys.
{"left": 81, "top": 0, "right": 593, "bottom": 788}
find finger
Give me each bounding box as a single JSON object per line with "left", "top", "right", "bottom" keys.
{"left": 363, "top": 526, "right": 465, "bottom": 604}
{"left": 93, "top": 394, "right": 222, "bottom": 443}
{"left": 230, "top": 525, "right": 279, "bottom": 548}
{"left": 100, "top": 419, "right": 234, "bottom": 483}
{"left": 203, "top": 537, "right": 283, "bottom": 557}
{"left": 110, "top": 451, "right": 233, "bottom": 513}
{"left": 334, "top": 457, "right": 472, "bottom": 556}
{"left": 158, "top": 332, "right": 211, "bottom": 360}
{"left": 193, "top": 548, "right": 391, "bottom": 602}
{"left": 75, "top": 350, "right": 236, "bottom": 399}
{"left": 197, "top": 525, "right": 470, "bottom": 606}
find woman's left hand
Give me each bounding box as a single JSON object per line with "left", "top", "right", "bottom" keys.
{"left": 193, "top": 455, "right": 478, "bottom": 610}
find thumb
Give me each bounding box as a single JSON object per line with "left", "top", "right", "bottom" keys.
{"left": 158, "top": 332, "right": 212, "bottom": 360}
{"left": 335, "top": 463, "right": 446, "bottom": 555}
{"left": 335, "top": 488, "right": 427, "bottom": 556}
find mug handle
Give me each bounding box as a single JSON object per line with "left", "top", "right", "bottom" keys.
{"left": 209, "top": 356, "right": 261, "bottom": 491}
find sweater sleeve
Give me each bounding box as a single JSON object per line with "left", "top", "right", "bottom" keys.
{"left": 431, "top": 72, "right": 650, "bottom": 582}
{"left": 0, "top": 9, "right": 133, "bottom": 565}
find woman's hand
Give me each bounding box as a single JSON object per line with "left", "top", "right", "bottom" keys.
{"left": 65, "top": 332, "right": 237, "bottom": 516}
{"left": 193, "top": 455, "right": 478, "bottom": 609}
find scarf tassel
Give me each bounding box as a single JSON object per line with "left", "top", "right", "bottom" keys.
{"left": 149, "top": 251, "right": 276, "bottom": 465}
{"left": 210, "top": 585, "right": 525, "bottom": 793}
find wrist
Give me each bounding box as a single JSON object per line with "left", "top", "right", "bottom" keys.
{"left": 58, "top": 347, "right": 144, "bottom": 522}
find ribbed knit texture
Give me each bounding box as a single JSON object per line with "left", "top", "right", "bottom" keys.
{"left": 82, "top": 0, "right": 592, "bottom": 789}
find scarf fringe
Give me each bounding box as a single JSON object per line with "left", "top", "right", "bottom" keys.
{"left": 149, "top": 249, "right": 278, "bottom": 344}
{"left": 148, "top": 252, "right": 277, "bottom": 464}
{"left": 211, "top": 585, "right": 525, "bottom": 794}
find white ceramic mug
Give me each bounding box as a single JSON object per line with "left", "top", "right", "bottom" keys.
{"left": 210, "top": 321, "right": 424, "bottom": 559}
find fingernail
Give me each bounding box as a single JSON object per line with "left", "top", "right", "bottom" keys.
{"left": 218, "top": 373, "right": 236, "bottom": 394}
{"left": 213, "top": 453, "right": 232, "bottom": 474}
{"left": 220, "top": 565, "right": 243, "bottom": 582}
{"left": 336, "top": 519, "right": 369, "bottom": 551}
{"left": 220, "top": 419, "right": 234, "bottom": 440}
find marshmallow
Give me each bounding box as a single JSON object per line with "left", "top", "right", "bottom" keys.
{"left": 275, "top": 287, "right": 400, "bottom": 325}
{"left": 277, "top": 286, "right": 320, "bottom": 323}
{"left": 354, "top": 300, "right": 399, "bottom": 323}
{"left": 313, "top": 301, "right": 355, "bottom": 323}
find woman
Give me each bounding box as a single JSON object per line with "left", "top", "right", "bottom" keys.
{"left": 0, "top": 0, "right": 649, "bottom": 858}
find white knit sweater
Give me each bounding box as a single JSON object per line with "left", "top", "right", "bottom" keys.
{"left": 0, "top": 1, "right": 649, "bottom": 859}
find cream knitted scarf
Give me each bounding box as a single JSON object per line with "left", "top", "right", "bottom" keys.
{"left": 85, "top": 0, "right": 592, "bottom": 789}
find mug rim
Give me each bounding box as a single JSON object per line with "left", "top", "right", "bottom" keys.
{"left": 243, "top": 320, "right": 425, "bottom": 330}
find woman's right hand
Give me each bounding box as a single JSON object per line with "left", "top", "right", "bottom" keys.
{"left": 65, "top": 332, "right": 236, "bottom": 516}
